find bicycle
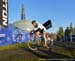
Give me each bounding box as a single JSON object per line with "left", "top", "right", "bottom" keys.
{"left": 28, "top": 31, "right": 52, "bottom": 50}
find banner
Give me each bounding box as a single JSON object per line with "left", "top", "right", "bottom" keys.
{"left": 43, "top": 20, "right": 52, "bottom": 30}
{"left": 0, "top": 0, "right": 8, "bottom": 27}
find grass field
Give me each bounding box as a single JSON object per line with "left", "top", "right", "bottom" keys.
{"left": 0, "top": 42, "right": 75, "bottom": 61}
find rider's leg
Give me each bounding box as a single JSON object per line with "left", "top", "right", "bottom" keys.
{"left": 36, "top": 31, "right": 41, "bottom": 45}
{"left": 43, "top": 32, "right": 48, "bottom": 46}
{"left": 50, "top": 39, "right": 53, "bottom": 46}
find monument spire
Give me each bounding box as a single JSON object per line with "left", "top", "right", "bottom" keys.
{"left": 21, "top": 4, "right": 26, "bottom": 20}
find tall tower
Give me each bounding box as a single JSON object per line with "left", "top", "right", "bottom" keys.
{"left": 21, "top": 4, "right": 26, "bottom": 20}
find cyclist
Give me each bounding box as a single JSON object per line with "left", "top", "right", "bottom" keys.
{"left": 30, "top": 20, "right": 48, "bottom": 47}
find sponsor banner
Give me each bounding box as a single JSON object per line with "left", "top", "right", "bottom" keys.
{"left": 0, "top": 0, "right": 8, "bottom": 27}
{"left": 0, "top": 27, "right": 29, "bottom": 46}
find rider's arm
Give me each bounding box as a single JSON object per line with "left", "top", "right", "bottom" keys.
{"left": 30, "top": 30, "right": 34, "bottom": 33}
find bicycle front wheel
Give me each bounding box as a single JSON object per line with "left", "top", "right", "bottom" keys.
{"left": 28, "top": 40, "right": 38, "bottom": 50}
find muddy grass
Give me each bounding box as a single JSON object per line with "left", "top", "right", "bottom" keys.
{"left": 0, "top": 43, "right": 75, "bottom": 61}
